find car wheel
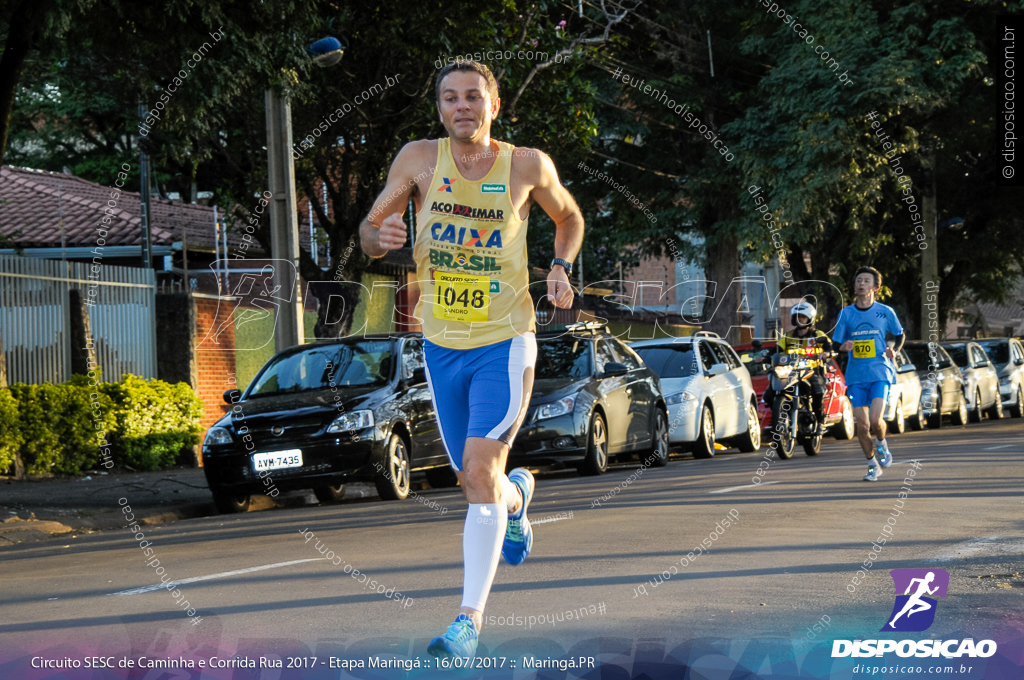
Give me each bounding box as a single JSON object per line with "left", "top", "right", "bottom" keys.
{"left": 889, "top": 399, "right": 906, "bottom": 435}
{"left": 832, "top": 397, "right": 855, "bottom": 440}
{"left": 692, "top": 404, "right": 716, "bottom": 459}
{"left": 425, "top": 466, "right": 460, "bottom": 488}
{"left": 736, "top": 400, "right": 761, "bottom": 453}
{"left": 988, "top": 393, "right": 1004, "bottom": 420}
{"left": 212, "top": 490, "right": 250, "bottom": 514}
{"left": 647, "top": 409, "right": 670, "bottom": 467}
{"left": 953, "top": 392, "right": 970, "bottom": 426}
{"left": 771, "top": 396, "right": 795, "bottom": 460}
{"left": 969, "top": 389, "right": 983, "bottom": 423}
{"left": 1012, "top": 385, "right": 1024, "bottom": 418}
{"left": 909, "top": 397, "right": 926, "bottom": 431}
{"left": 313, "top": 483, "right": 346, "bottom": 504}
{"left": 578, "top": 412, "right": 609, "bottom": 476}
{"left": 375, "top": 433, "right": 411, "bottom": 500}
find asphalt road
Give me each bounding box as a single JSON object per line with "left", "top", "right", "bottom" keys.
{"left": 2, "top": 418, "right": 1022, "bottom": 679}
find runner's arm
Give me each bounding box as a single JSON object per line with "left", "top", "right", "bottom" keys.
{"left": 359, "top": 142, "right": 429, "bottom": 258}
{"left": 528, "top": 151, "right": 583, "bottom": 308}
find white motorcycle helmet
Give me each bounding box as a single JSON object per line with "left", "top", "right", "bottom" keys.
{"left": 790, "top": 301, "right": 816, "bottom": 328}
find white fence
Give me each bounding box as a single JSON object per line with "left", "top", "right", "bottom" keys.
{"left": 0, "top": 256, "right": 156, "bottom": 384}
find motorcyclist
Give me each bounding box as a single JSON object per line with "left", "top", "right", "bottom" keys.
{"left": 762, "top": 301, "right": 833, "bottom": 435}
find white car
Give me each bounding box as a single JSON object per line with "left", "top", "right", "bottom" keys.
{"left": 883, "top": 349, "right": 926, "bottom": 433}
{"left": 975, "top": 338, "right": 1024, "bottom": 418}
{"left": 631, "top": 332, "right": 761, "bottom": 458}
{"left": 942, "top": 341, "right": 1003, "bottom": 422}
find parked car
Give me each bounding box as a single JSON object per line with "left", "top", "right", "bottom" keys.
{"left": 942, "top": 341, "right": 1003, "bottom": 421}
{"left": 975, "top": 337, "right": 1024, "bottom": 418}
{"left": 631, "top": 332, "right": 760, "bottom": 458}
{"left": 509, "top": 323, "right": 669, "bottom": 475}
{"left": 883, "top": 348, "right": 926, "bottom": 433}
{"left": 903, "top": 342, "right": 969, "bottom": 428}
{"left": 734, "top": 341, "right": 855, "bottom": 441}
{"left": 201, "top": 334, "right": 454, "bottom": 513}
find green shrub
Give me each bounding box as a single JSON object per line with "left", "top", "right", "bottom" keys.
{"left": 7, "top": 381, "right": 117, "bottom": 475}
{"left": 4, "top": 375, "right": 202, "bottom": 476}
{"left": 102, "top": 375, "right": 204, "bottom": 470}
{"left": 0, "top": 388, "right": 21, "bottom": 475}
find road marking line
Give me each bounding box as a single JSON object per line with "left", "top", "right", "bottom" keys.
{"left": 709, "top": 481, "right": 779, "bottom": 494}
{"left": 109, "top": 558, "right": 325, "bottom": 596}
{"left": 983, "top": 444, "right": 1015, "bottom": 450}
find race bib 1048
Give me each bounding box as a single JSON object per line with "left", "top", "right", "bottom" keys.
{"left": 433, "top": 271, "right": 490, "bottom": 323}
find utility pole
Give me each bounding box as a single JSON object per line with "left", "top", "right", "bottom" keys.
{"left": 266, "top": 87, "right": 304, "bottom": 351}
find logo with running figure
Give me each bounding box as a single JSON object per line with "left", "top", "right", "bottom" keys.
{"left": 881, "top": 568, "right": 949, "bottom": 632}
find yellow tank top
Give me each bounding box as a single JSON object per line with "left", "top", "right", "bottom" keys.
{"left": 412, "top": 138, "right": 534, "bottom": 349}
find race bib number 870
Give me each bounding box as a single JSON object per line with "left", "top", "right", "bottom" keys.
{"left": 852, "top": 339, "right": 876, "bottom": 359}
{"left": 433, "top": 271, "right": 490, "bottom": 323}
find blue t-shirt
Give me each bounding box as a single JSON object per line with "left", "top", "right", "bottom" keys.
{"left": 832, "top": 302, "right": 904, "bottom": 385}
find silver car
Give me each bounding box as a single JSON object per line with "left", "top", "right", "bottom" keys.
{"left": 631, "top": 332, "right": 761, "bottom": 459}
{"left": 942, "top": 341, "right": 1003, "bottom": 422}
{"left": 884, "top": 348, "right": 926, "bottom": 433}
{"left": 975, "top": 338, "right": 1024, "bottom": 418}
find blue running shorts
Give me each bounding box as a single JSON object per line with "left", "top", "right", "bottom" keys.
{"left": 424, "top": 333, "right": 537, "bottom": 471}
{"left": 847, "top": 381, "right": 890, "bottom": 409}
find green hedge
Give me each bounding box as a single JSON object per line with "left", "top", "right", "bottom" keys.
{"left": 0, "top": 374, "right": 203, "bottom": 477}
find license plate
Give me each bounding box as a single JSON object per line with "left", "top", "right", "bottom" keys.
{"left": 252, "top": 449, "right": 303, "bottom": 472}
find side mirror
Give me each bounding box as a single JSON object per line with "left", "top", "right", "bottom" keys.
{"left": 602, "top": 362, "right": 628, "bottom": 378}
{"left": 410, "top": 366, "right": 427, "bottom": 385}
{"left": 223, "top": 389, "right": 241, "bottom": 404}
{"left": 707, "top": 363, "right": 728, "bottom": 377}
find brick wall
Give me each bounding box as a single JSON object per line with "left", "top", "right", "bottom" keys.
{"left": 630, "top": 254, "right": 676, "bottom": 306}
{"left": 193, "top": 294, "right": 237, "bottom": 433}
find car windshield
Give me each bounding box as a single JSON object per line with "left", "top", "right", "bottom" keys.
{"left": 536, "top": 336, "right": 593, "bottom": 380}
{"left": 976, "top": 341, "right": 1008, "bottom": 364}
{"left": 633, "top": 345, "right": 701, "bottom": 378}
{"left": 944, "top": 345, "right": 968, "bottom": 366}
{"left": 735, "top": 348, "right": 772, "bottom": 377}
{"left": 248, "top": 341, "right": 392, "bottom": 397}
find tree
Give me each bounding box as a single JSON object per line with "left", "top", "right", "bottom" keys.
{"left": 8, "top": 0, "right": 636, "bottom": 337}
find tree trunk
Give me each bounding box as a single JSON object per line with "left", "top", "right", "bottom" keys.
{"left": 0, "top": 0, "right": 57, "bottom": 166}
{"left": 703, "top": 231, "right": 742, "bottom": 343}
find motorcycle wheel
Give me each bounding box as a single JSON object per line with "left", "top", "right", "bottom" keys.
{"left": 801, "top": 432, "right": 822, "bottom": 456}
{"left": 771, "top": 396, "right": 796, "bottom": 460}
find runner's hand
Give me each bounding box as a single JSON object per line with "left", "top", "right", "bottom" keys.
{"left": 839, "top": 340, "right": 853, "bottom": 352}
{"left": 547, "top": 266, "right": 574, "bottom": 309}
{"left": 377, "top": 214, "right": 408, "bottom": 252}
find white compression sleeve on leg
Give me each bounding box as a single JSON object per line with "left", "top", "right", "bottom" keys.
{"left": 461, "top": 502, "right": 507, "bottom": 612}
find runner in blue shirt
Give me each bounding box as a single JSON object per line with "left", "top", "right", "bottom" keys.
{"left": 832, "top": 267, "right": 905, "bottom": 481}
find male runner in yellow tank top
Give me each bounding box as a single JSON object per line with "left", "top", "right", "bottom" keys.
{"left": 359, "top": 59, "right": 584, "bottom": 658}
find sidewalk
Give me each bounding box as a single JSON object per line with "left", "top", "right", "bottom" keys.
{"left": 0, "top": 467, "right": 214, "bottom": 544}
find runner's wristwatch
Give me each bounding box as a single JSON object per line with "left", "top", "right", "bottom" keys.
{"left": 550, "top": 258, "right": 573, "bottom": 276}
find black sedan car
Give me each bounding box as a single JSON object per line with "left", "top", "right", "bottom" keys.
{"left": 508, "top": 323, "right": 670, "bottom": 475}
{"left": 202, "top": 334, "right": 453, "bottom": 513}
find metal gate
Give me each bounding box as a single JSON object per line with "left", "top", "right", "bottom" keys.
{"left": 0, "top": 256, "right": 156, "bottom": 384}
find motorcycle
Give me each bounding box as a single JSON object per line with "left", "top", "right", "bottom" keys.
{"left": 768, "top": 348, "right": 826, "bottom": 458}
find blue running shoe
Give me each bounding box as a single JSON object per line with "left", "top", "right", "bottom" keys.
{"left": 863, "top": 465, "right": 881, "bottom": 482}
{"left": 877, "top": 445, "right": 892, "bottom": 468}
{"left": 502, "top": 468, "right": 534, "bottom": 565}
{"left": 427, "top": 614, "right": 478, "bottom": 658}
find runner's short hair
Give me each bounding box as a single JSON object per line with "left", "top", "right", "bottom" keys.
{"left": 436, "top": 60, "right": 499, "bottom": 103}
{"left": 855, "top": 266, "right": 882, "bottom": 288}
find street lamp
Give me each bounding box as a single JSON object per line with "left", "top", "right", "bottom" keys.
{"left": 266, "top": 36, "right": 345, "bottom": 353}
